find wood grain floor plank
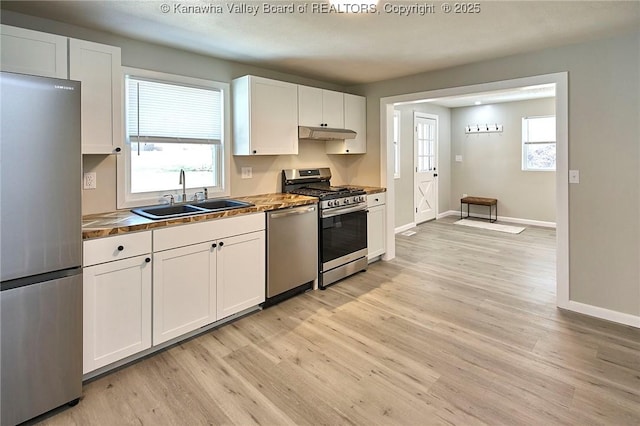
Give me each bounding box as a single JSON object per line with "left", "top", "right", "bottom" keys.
{"left": 36, "top": 217, "right": 640, "bottom": 425}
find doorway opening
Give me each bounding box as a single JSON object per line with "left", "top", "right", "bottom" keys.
{"left": 380, "top": 73, "right": 569, "bottom": 309}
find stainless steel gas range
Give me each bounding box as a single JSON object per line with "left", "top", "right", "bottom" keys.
{"left": 282, "top": 168, "right": 368, "bottom": 289}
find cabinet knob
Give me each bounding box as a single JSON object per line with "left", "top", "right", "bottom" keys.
{"left": 219, "top": 241, "right": 224, "bottom": 247}
{"left": 375, "top": 198, "right": 379, "bottom": 202}
{"left": 114, "top": 147, "right": 122, "bottom": 153}
{"left": 212, "top": 243, "right": 217, "bottom": 248}
{"left": 252, "top": 150, "right": 257, "bottom": 154}
{"left": 346, "top": 149, "right": 350, "bottom": 153}
{"left": 117, "top": 245, "right": 124, "bottom": 251}
{"left": 145, "top": 257, "right": 151, "bottom": 263}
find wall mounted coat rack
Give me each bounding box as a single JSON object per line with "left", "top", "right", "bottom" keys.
{"left": 465, "top": 123, "right": 503, "bottom": 134}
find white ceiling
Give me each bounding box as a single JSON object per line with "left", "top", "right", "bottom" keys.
{"left": 410, "top": 83, "right": 557, "bottom": 108}
{"left": 2, "top": 1, "right": 639, "bottom": 86}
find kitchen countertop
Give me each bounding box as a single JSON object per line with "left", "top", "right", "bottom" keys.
{"left": 82, "top": 193, "right": 317, "bottom": 240}
{"left": 340, "top": 185, "right": 387, "bottom": 195}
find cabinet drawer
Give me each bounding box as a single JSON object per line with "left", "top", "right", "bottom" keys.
{"left": 367, "top": 193, "right": 386, "bottom": 208}
{"left": 84, "top": 232, "right": 152, "bottom": 267}
{"left": 153, "top": 213, "right": 265, "bottom": 252}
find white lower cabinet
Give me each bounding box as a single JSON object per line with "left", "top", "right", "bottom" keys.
{"left": 152, "top": 214, "right": 265, "bottom": 346}
{"left": 217, "top": 231, "right": 265, "bottom": 319}
{"left": 83, "top": 232, "right": 152, "bottom": 374}
{"left": 152, "top": 241, "right": 217, "bottom": 345}
{"left": 83, "top": 214, "right": 266, "bottom": 371}
{"left": 367, "top": 193, "right": 387, "bottom": 261}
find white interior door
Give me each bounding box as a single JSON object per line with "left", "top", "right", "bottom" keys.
{"left": 414, "top": 114, "right": 438, "bottom": 224}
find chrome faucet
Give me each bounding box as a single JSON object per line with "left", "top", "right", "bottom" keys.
{"left": 163, "top": 194, "right": 175, "bottom": 205}
{"left": 179, "top": 169, "right": 186, "bottom": 203}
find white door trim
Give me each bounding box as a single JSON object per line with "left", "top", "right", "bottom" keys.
{"left": 413, "top": 112, "right": 438, "bottom": 224}
{"left": 379, "top": 72, "right": 569, "bottom": 311}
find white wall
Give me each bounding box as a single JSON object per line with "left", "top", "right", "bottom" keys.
{"left": 451, "top": 98, "right": 556, "bottom": 223}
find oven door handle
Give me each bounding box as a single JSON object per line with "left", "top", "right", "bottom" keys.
{"left": 321, "top": 204, "right": 367, "bottom": 219}
{"left": 270, "top": 205, "right": 317, "bottom": 219}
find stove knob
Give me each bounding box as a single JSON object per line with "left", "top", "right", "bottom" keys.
{"left": 344, "top": 199, "right": 350, "bottom": 205}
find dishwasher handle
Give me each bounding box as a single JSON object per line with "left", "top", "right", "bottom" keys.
{"left": 269, "top": 205, "right": 316, "bottom": 219}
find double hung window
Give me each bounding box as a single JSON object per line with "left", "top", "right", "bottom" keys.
{"left": 522, "top": 115, "right": 556, "bottom": 171}
{"left": 118, "top": 69, "right": 229, "bottom": 207}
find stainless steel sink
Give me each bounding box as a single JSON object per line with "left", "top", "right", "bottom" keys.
{"left": 191, "top": 199, "right": 254, "bottom": 211}
{"left": 131, "top": 199, "right": 254, "bottom": 220}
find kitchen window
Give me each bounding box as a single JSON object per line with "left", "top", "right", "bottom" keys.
{"left": 117, "top": 68, "right": 230, "bottom": 208}
{"left": 522, "top": 115, "right": 556, "bottom": 171}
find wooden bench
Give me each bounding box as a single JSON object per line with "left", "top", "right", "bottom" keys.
{"left": 460, "top": 196, "right": 497, "bottom": 223}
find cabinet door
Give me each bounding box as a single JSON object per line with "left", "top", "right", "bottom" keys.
{"left": 298, "top": 85, "right": 323, "bottom": 127}
{"left": 153, "top": 242, "right": 216, "bottom": 345}
{"left": 217, "top": 231, "right": 265, "bottom": 320}
{"left": 367, "top": 205, "right": 386, "bottom": 260}
{"left": 69, "top": 39, "right": 122, "bottom": 154}
{"left": 0, "top": 25, "right": 68, "bottom": 78}
{"left": 83, "top": 255, "right": 152, "bottom": 374}
{"left": 233, "top": 76, "right": 298, "bottom": 155}
{"left": 299, "top": 87, "right": 344, "bottom": 128}
{"left": 322, "top": 90, "right": 344, "bottom": 128}
{"left": 327, "top": 93, "right": 366, "bottom": 154}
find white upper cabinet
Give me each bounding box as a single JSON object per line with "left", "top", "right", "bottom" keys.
{"left": 326, "top": 93, "right": 367, "bottom": 154}
{"left": 69, "top": 39, "right": 123, "bottom": 155}
{"left": 298, "top": 85, "right": 344, "bottom": 128}
{"left": 233, "top": 75, "right": 299, "bottom": 155}
{"left": 0, "top": 25, "right": 68, "bottom": 78}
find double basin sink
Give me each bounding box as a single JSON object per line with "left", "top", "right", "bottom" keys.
{"left": 132, "top": 199, "right": 254, "bottom": 220}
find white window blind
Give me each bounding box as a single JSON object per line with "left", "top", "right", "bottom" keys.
{"left": 523, "top": 116, "right": 555, "bottom": 144}
{"left": 126, "top": 77, "right": 222, "bottom": 143}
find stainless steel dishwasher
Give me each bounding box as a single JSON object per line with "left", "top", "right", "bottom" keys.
{"left": 265, "top": 204, "right": 318, "bottom": 306}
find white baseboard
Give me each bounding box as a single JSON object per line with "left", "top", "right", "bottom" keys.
{"left": 395, "top": 222, "right": 417, "bottom": 234}
{"left": 438, "top": 210, "right": 459, "bottom": 219}
{"left": 565, "top": 301, "right": 640, "bottom": 329}
{"left": 441, "top": 210, "right": 556, "bottom": 228}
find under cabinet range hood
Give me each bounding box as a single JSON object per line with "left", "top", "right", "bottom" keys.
{"left": 298, "top": 126, "right": 357, "bottom": 141}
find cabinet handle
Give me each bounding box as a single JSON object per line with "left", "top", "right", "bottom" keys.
{"left": 145, "top": 257, "right": 151, "bottom": 263}
{"left": 211, "top": 243, "right": 217, "bottom": 248}
{"left": 117, "top": 245, "right": 124, "bottom": 251}
{"left": 219, "top": 241, "right": 224, "bottom": 247}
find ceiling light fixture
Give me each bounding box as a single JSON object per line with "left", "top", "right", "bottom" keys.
{"left": 474, "top": 101, "right": 482, "bottom": 105}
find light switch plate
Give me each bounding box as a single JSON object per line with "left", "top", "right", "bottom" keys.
{"left": 455, "top": 155, "right": 463, "bottom": 162}
{"left": 569, "top": 169, "right": 580, "bottom": 184}
{"left": 241, "top": 167, "right": 252, "bottom": 179}
{"left": 83, "top": 172, "right": 97, "bottom": 189}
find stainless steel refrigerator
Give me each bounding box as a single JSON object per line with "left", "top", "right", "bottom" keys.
{"left": 1, "top": 72, "right": 83, "bottom": 426}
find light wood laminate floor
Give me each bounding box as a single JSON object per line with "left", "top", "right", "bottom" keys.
{"left": 38, "top": 217, "right": 640, "bottom": 425}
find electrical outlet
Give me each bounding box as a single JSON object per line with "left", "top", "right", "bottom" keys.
{"left": 241, "top": 167, "right": 253, "bottom": 179}
{"left": 83, "top": 172, "right": 97, "bottom": 189}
